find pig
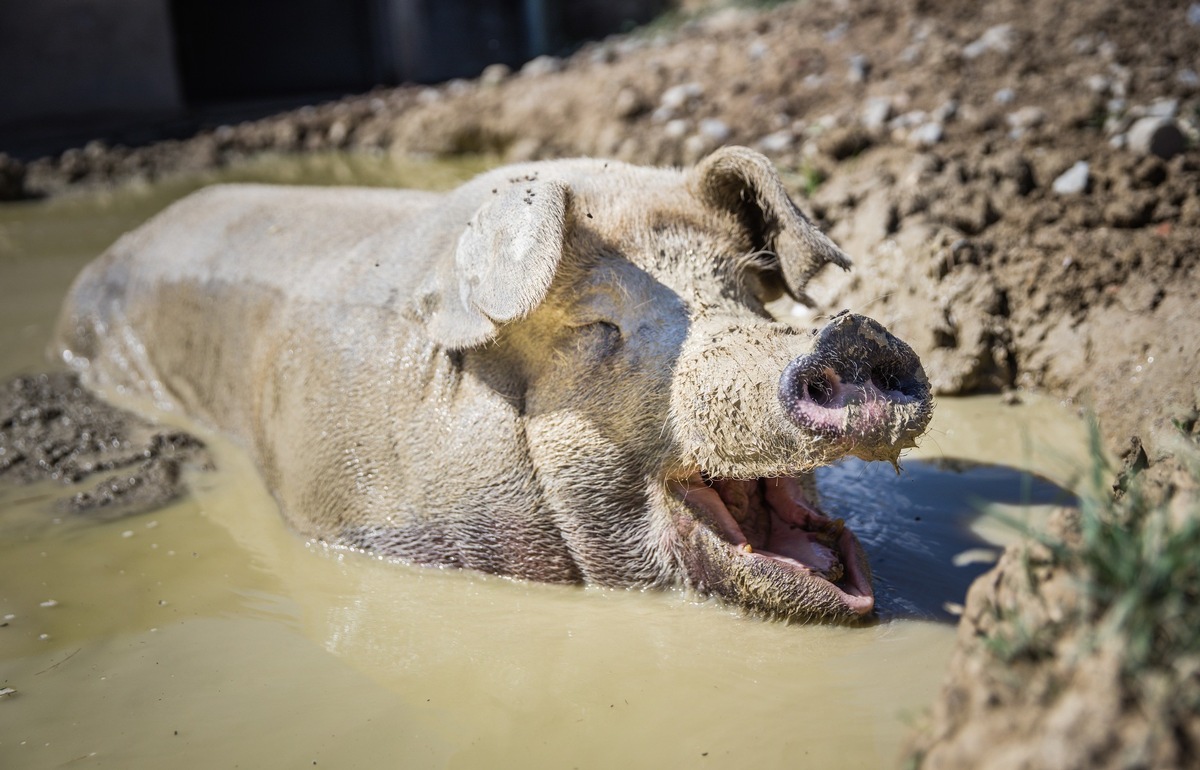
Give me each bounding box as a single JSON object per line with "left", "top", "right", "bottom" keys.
{"left": 54, "top": 146, "right": 932, "bottom": 621}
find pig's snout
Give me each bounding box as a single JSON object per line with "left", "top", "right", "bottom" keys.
{"left": 778, "top": 312, "right": 931, "bottom": 452}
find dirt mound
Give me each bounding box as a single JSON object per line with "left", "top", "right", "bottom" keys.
{"left": 0, "top": 372, "right": 209, "bottom": 515}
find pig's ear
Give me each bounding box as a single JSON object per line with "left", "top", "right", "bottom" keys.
{"left": 693, "top": 146, "right": 850, "bottom": 305}
{"left": 420, "top": 180, "right": 570, "bottom": 348}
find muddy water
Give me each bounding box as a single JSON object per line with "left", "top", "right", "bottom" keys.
{"left": 0, "top": 155, "right": 1092, "bottom": 769}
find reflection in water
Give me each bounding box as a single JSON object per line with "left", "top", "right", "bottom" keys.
{"left": 819, "top": 458, "right": 1076, "bottom": 621}
{"left": 0, "top": 153, "right": 1093, "bottom": 768}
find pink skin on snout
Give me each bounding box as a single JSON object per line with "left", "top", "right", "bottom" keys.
{"left": 784, "top": 366, "right": 922, "bottom": 436}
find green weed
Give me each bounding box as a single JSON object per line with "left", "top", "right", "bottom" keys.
{"left": 1022, "top": 420, "right": 1200, "bottom": 706}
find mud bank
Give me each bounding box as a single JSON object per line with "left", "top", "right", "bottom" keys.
{"left": 0, "top": 372, "right": 209, "bottom": 514}
{"left": 909, "top": 436, "right": 1200, "bottom": 770}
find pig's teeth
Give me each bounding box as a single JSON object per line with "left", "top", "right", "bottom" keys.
{"left": 740, "top": 543, "right": 754, "bottom": 554}
{"left": 821, "top": 561, "right": 845, "bottom": 582}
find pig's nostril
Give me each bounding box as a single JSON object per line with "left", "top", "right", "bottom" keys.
{"left": 871, "top": 365, "right": 920, "bottom": 397}
{"left": 872, "top": 367, "right": 901, "bottom": 393}
{"left": 805, "top": 374, "right": 836, "bottom": 406}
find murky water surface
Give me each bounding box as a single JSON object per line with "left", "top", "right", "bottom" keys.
{"left": 0, "top": 154, "right": 1090, "bottom": 768}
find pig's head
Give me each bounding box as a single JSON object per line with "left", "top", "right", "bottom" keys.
{"left": 417, "top": 147, "right": 932, "bottom": 622}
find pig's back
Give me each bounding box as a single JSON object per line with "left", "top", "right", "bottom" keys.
{"left": 53, "top": 183, "right": 441, "bottom": 427}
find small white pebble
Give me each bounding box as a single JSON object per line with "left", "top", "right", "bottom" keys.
{"left": 40, "top": 599, "right": 58, "bottom": 608}
{"left": 698, "top": 118, "right": 731, "bottom": 143}
{"left": 660, "top": 82, "right": 703, "bottom": 111}
{"left": 122, "top": 530, "right": 134, "bottom": 538}
{"left": 963, "top": 24, "right": 1015, "bottom": 59}
{"left": 39, "top": 633, "right": 50, "bottom": 640}
{"left": 909, "top": 122, "right": 944, "bottom": 146}
{"left": 664, "top": 119, "right": 690, "bottom": 139}
{"left": 1052, "top": 161, "right": 1090, "bottom": 195}
{"left": 847, "top": 54, "right": 870, "bottom": 83}
{"left": 146, "top": 520, "right": 159, "bottom": 529}
{"left": 861, "top": 97, "right": 893, "bottom": 131}
{"left": 757, "top": 130, "right": 794, "bottom": 153}
{"left": 1007, "top": 106, "right": 1046, "bottom": 130}
{"left": 5, "top": 613, "right": 16, "bottom": 620}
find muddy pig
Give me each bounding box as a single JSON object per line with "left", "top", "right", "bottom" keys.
{"left": 54, "top": 146, "right": 932, "bottom": 621}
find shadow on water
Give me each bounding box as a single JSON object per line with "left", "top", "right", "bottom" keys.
{"left": 817, "top": 457, "right": 1077, "bottom": 623}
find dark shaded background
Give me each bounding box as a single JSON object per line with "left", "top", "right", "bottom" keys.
{"left": 0, "top": 0, "right": 667, "bottom": 159}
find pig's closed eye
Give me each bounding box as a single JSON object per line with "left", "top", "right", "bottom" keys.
{"left": 574, "top": 320, "right": 623, "bottom": 356}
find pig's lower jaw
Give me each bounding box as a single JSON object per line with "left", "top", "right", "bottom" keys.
{"left": 669, "top": 473, "right": 874, "bottom": 620}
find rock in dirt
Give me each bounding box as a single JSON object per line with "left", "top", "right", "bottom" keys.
{"left": 698, "top": 118, "right": 731, "bottom": 143}
{"left": 1126, "top": 117, "right": 1187, "bottom": 160}
{"left": 660, "top": 82, "right": 703, "bottom": 112}
{"left": 861, "top": 97, "right": 894, "bottom": 132}
{"left": 1052, "top": 161, "right": 1090, "bottom": 195}
{"left": 962, "top": 24, "right": 1016, "bottom": 59}
{"left": 756, "top": 130, "right": 794, "bottom": 154}
{"left": 1006, "top": 106, "right": 1046, "bottom": 131}
{"left": 908, "top": 121, "right": 944, "bottom": 147}
{"left": 847, "top": 54, "right": 871, "bottom": 84}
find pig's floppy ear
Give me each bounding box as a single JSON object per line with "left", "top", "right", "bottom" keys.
{"left": 693, "top": 146, "right": 850, "bottom": 305}
{"left": 422, "top": 180, "right": 570, "bottom": 348}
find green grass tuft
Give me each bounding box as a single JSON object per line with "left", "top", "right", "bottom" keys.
{"left": 1031, "top": 419, "right": 1200, "bottom": 707}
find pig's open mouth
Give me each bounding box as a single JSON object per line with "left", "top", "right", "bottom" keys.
{"left": 670, "top": 472, "right": 874, "bottom": 617}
